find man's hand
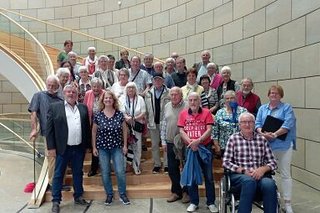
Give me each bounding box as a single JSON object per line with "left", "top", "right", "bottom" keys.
{"left": 248, "top": 167, "right": 266, "bottom": 180}
{"left": 29, "top": 129, "right": 38, "bottom": 140}
{"left": 47, "top": 149, "right": 56, "bottom": 157}
{"left": 187, "top": 139, "right": 200, "bottom": 151}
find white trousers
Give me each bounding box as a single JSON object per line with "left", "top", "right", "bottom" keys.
{"left": 274, "top": 145, "right": 293, "bottom": 201}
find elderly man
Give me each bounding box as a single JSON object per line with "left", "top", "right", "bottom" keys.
{"left": 47, "top": 85, "right": 91, "bottom": 213}
{"left": 161, "top": 87, "right": 189, "bottom": 203}
{"left": 129, "top": 55, "right": 152, "bottom": 96}
{"left": 165, "top": 57, "right": 176, "bottom": 75}
{"left": 178, "top": 92, "right": 218, "bottom": 213}
{"left": 145, "top": 73, "right": 170, "bottom": 174}
{"left": 193, "top": 50, "right": 211, "bottom": 82}
{"left": 28, "top": 75, "right": 63, "bottom": 188}
{"left": 236, "top": 78, "right": 261, "bottom": 116}
{"left": 140, "top": 53, "right": 156, "bottom": 76}
{"left": 223, "top": 112, "right": 278, "bottom": 213}
{"left": 154, "top": 61, "right": 175, "bottom": 88}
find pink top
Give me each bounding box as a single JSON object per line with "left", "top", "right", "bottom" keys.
{"left": 210, "top": 73, "right": 223, "bottom": 90}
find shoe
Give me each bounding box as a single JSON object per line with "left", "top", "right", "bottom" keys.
{"left": 87, "top": 170, "right": 97, "bottom": 177}
{"left": 51, "top": 201, "right": 60, "bottom": 213}
{"left": 164, "top": 167, "right": 168, "bottom": 174}
{"left": 181, "top": 192, "right": 190, "bottom": 203}
{"left": 61, "top": 185, "right": 71, "bottom": 191}
{"left": 152, "top": 167, "right": 161, "bottom": 174}
{"left": 284, "top": 203, "right": 294, "bottom": 213}
{"left": 74, "top": 196, "right": 89, "bottom": 205}
{"left": 166, "top": 193, "right": 181, "bottom": 203}
{"left": 119, "top": 194, "right": 131, "bottom": 205}
{"left": 187, "top": 203, "right": 198, "bottom": 212}
{"left": 133, "top": 162, "right": 141, "bottom": 175}
{"left": 104, "top": 195, "right": 113, "bottom": 206}
{"left": 208, "top": 204, "right": 219, "bottom": 213}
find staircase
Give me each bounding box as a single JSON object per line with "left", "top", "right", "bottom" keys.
{"left": 44, "top": 139, "right": 223, "bottom": 202}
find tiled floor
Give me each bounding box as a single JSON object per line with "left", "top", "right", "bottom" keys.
{"left": 1, "top": 151, "right": 319, "bottom": 213}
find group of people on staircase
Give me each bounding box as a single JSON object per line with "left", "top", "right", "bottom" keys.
{"left": 28, "top": 40, "right": 296, "bottom": 213}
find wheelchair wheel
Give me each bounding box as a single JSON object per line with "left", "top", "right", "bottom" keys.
{"left": 219, "top": 176, "right": 227, "bottom": 213}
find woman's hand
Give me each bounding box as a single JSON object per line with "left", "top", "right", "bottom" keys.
{"left": 122, "top": 146, "right": 128, "bottom": 155}
{"left": 92, "top": 147, "right": 99, "bottom": 157}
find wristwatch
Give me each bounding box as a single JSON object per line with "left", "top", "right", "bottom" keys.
{"left": 241, "top": 169, "right": 246, "bottom": 174}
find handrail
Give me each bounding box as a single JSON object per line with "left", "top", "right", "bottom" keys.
{"left": 0, "top": 7, "right": 164, "bottom": 63}
{"left": 0, "top": 43, "right": 45, "bottom": 91}
{"left": 0, "top": 122, "right": 41, "bottom": 156}
{"left": 0, "top": 11, "right": 54, "bottom": 77}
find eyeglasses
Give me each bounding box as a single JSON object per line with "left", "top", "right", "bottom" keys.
{"left": 239, "top": 121, "right": 255, "bottom": 125}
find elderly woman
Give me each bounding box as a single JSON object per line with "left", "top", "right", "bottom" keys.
{"left": 94, "top": 55, "right": 118, "bottom": 89}
{"left": 77, "top": 66, "right": 91, "bottom": 103}
{"left": 111, "top": 68, "right": 129, "bottom": 98}
{"left": 92, "top": 89, "right": 130, "bottom": 205}
{"left": 217, "top": 66, "right": 240, "bottom": 108}
{"left": 119, "top": 82, "right": 146, "bottom": 175}
{"left": 83, "top": 77, "right": 105, "bottom": 177}
{"left": 83, "top": 46, "right": 98, "bottom": 75}
{"left": 200, "top": 74, "right": 219, "bottom": 114}
{"left": 61, "top": 60, "right": 77, "bottom": 83}
{"left": 56, "top": 67, "right": 70, "bottom": 98}
{"left": 255, "top": 85, "right": 296, "bottom": 213}
{"left": 67, "top": 51, "right": 81, "bottom": 77}
{"left": 115, "top": 49, "right": 130, "bottom": 69}
{"left": 207, "top": 63, "right": 222, "bottom": 90}
{"left": 212, "top": 90, "right": 247, "bottom": 155}
{"left": 165, "top": 57, "right": 176, "bottom": 75}
{"left": 181, "top": 68, "right": 209, "bottom": 108}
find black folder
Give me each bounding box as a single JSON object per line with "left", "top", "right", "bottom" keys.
{"left": 261, "top": 115, "right": 287, "bottom": 140}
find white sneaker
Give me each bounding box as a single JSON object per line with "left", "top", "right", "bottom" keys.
{"left": 208, "top": 204, "right": 219, "bottom": 213}
{"left": 284, "top": 203, "right": 294, "bottom": 213}
{"left": 187, "top": 203, "right": 198, "bottom": 212}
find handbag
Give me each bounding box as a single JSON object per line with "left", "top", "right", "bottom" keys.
{"left": 133, "top": 120, "right": 144, "bottom": 133}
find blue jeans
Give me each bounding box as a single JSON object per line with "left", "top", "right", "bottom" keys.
{"left": 52, "top": 145, "right": 85, "bottom": 202}
{"left": 230, "top": 173, "right": 277, "bottom": 213}
{"left": 99, "top": 148, "right": 126, "bottom": 196}
{"left": 188, "top": 146, "right": 216, "bottom": 206}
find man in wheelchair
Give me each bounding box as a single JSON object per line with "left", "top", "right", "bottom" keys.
{"left": 222, "top": 112, "right": 278, "bottom": 213}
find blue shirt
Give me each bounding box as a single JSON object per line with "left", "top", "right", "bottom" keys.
{"left": 255, "top": 102, "right": 296, "bottom": 151}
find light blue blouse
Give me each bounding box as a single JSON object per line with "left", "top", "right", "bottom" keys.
{"left": 255, "top": 102, "right": 296, "bottom": 151}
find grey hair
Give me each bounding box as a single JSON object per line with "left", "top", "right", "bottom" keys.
{"left": 207, "top": 62, "right": 217, "bottom": 69}
{"left": 119, "top": 68, "right": 130, "bottom": 77}
{"left": 188, "top": 92, "right": 200, "bottom": 100}
{"left": 221, "top": 66, "right": 231, "bottom": 74}
{"left": 169, "top": 86, "right": 183, "bottom": 96}
{"left": 67, "top": 51, "right": 77, "bottom": 57}
{"left": 201, "top": 50, "right": 211, "bottom": 57}
{"left": 98, "top": 55, "right": 109, "bottom": 62}
{"left": 78, "top": 66, "right": 88, "bottom": 73}
{"left": 241, "top": 77, "right": 254, "bottom": 87}
{"left": 124, "top": 82, "right": 138, "bottom": 96}
{"left": 144, "top": 53, "right": 154, "bottom": 58}
{"left": 239, "top": 112, "right": 255, "bottom": 122}
{"left": 56, "top": 67, "right": 70, "bottom": 77}
{"left": 63, "top": 84, "right": 78, "bottom": 94}
{"left": 165, "top": 57, "right": 175, "bottom": 64}
{"left": 90, "top": 77, "right": 103, "bottom": 86}
{"left": 224, "top": 90, "right": 236, "bottom": 100}
{"left": 46, "top": 74, "right": 59, "bottom": 84}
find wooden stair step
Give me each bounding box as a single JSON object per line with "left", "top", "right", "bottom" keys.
{"left": 44, "top": 181, "right": 221, "bottom": 202}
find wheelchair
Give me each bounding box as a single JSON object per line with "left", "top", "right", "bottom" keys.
{"left": 219, "top": 169, "right": 282, "bottom": 213}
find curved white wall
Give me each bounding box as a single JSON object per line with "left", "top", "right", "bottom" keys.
{"left": 2, "top": 0, "right": 320, "bottom": 189}
{"left": 0, "top": 49, "right": 39, "bottom": 102}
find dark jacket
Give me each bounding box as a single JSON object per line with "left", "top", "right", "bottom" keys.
{"left": 46, "top": 102, "right": 91, "bottom": 155}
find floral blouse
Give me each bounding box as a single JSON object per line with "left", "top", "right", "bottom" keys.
{"left": 212, "top": 106, "right": 247, "bottom": 149}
